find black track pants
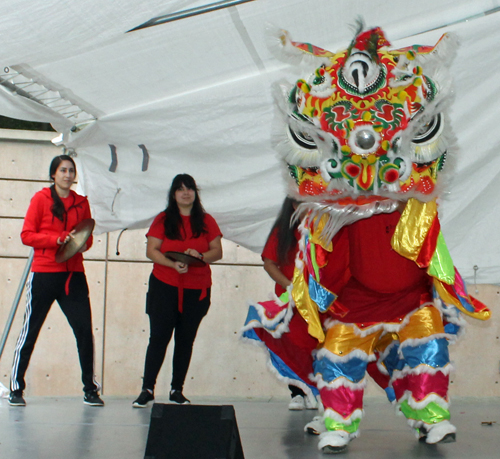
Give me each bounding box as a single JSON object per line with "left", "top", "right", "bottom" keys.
{"left": 141, "top": 273, "right": 210, "bottom": 392}
{"left": 10, "top": 272, "right": 98, "bottom": 393}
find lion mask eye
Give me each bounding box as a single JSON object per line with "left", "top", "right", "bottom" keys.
{"left": 413, "top": 114, "right": 442, "bottom": 145}
{"left": 409, "top": 113, "right": 446, "bottom": 164}
{"left": 288, "top": 126, "right": 317, "bottom": 150}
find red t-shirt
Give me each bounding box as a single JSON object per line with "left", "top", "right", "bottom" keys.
{"left": 261, "top": 227, "right": 299, "bottom": 296}
{"left": 147, "top": 212, "right": 222, "bottom": 289}
{"left": 334, "top": 211, "right": 432, "bottom": 323}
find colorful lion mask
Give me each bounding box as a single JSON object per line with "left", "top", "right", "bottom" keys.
{"left": 271, "top": 24, "right": 458, "bottom": 206}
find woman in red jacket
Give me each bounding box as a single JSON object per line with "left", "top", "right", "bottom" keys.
{"left": 132, "top": 174, "right": 222, "bottom": 408}
{"left": 9, "top": 155, "right": 103, "bottom": 407}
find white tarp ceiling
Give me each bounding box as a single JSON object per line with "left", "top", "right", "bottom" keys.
{"left": 1, "top": 0, "right": 500, "bottom": 284}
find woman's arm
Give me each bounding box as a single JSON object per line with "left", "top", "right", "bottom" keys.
{"left": 21, "top": 193, "right": 60, "bottom": 248}
{"left": 184, "top": 235, "right": 223, "bottom": 264}
{"left": 263, "top": 257, "right": 292, "bottom": 290}
{"left": 146, "top": 236, "right": 188, "bottom": 274}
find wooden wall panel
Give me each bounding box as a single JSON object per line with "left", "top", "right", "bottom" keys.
{"left": 0, "top": 218, "right": 29, "bottom": 257}
{"left": 1, "top": 131, "right": 499, "bottom": 401}
{"left": 101, "top": 261, "right": 150, "bottom": 396}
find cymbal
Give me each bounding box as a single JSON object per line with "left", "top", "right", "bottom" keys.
{"left": 164, "top": 251, "right": 206, "bottom": 267}
{"left": 55, "top": 218, "right": 95, "bottom": 263}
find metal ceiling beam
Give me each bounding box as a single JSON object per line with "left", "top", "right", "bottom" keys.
{"left": 128, "top": 0, "right": 257, "bottom": 32}
{"left": 0, "top": 66, "right": 97, "bottom": 131}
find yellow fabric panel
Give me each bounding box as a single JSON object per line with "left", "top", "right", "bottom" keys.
{"left": 392, "top": 198, "right": 437, "bottom": 261}
{"left": 433, "top": 280, "right": 491, "bottom": 321}
{"left": 374, "top": 332, "right": 397, "bottom": 354}
{"left": 322, "top": 322, "right": 383, "bottom": 356}
{"left": 292, "top": 267, "right": 325, "bottom": 343}
{"left": 309, "top": 214, "right": 333, "bottom": 251}
{"left": 396, "top": 306, "right": 444, "bottom": 343}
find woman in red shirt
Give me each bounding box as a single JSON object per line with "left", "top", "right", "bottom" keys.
{"left": 9, "top": 155, "right": 103, "bottom": 407}
{"left": 133, "top": 174, "right": 222, "bottom": 407}
{"left": 261, "top": 197, "right": 320, "bottom": 410}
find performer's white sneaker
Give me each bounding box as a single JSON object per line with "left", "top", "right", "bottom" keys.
{"left": 419, "top": 420, "right": 457, "bottom": 444}
{"left": 318, "top": 430, "right": 351, "bottom": 454}
{"left": 304, "top": 395, "right": 319, "bottom": 410}
{"left": 288, "top": 395, "right": 306, "bottom": 410}
{"left": 305, "top": 416, "right": 326, "bottom": 435}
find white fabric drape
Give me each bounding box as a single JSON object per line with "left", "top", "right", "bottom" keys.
{"left": 1, "top": 0, "right": 499, "bottom": 282}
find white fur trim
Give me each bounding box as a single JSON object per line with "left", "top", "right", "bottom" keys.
{"left": 322, "top": 305, "right": 419, "bottom": 338}
{"left": 397, "top": 390, "right": 449, "bottom": 411}
{"left": 239, "top": 290, "right": 296, "bottom": 339}
{"left": 391, "top": 362, "right": 453, "bottom": 382}
{"left": 311, "top": 372, "right": 367, "bottom": 391}
{"left": 314, "top": 346, "right": 375, "bottom": 364}
{"left": 239, "top": 333, "right": 317, "bottom": 401}
{"left": 398, "top": 333, "right": 453, "bottom": 352}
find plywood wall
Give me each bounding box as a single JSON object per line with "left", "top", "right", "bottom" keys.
{"left": 0, "top": 130, "right": 498, "bottom": 402}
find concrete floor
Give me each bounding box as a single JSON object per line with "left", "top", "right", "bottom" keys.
{"left": 0, "top": 396, "right": 499, "bottom": 459}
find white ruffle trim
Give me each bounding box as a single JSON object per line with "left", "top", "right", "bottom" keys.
{"left": 314, "top": 346, "right": 376, "bottom": 364}
{"left": 390, "top": 362, "right": 454, "bottom": 382}
{"left": 239, "top": 333, "right": 317, "bottom": 402}
{"left": 323, "top": 408, "right": 364, "bottom": 426}
{"left": 311, "top": 373, "right": 367, "bottom": 391}
{"left": 397, "top": 391, "right": 449, "bottom": 411}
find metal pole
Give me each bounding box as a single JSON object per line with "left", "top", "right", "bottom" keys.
{"left": 100, "top": 233, "right": 109, "bottom": 394}
{"left": 0, "top": 249, "right": 34, "bottom": 361}
{"left": 128, "top": 0, "right": 256, "bottom": 32}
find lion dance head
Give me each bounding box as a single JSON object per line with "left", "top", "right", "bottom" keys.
{"left": 272, "top": 23, "right": 457, "bottom": 221}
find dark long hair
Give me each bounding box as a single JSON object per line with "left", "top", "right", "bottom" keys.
{"left": 49, "top": 155, "right": 76, "bottom": 221}
{"left": 268, "top": 197, "right": 300, "bottom": 266}
{"left": 164, "top": 174, "right": 207, "bottom": 240}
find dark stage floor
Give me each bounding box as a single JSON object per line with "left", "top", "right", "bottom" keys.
{"left": 0, "top": 395, "right": 499, "bottom": 458}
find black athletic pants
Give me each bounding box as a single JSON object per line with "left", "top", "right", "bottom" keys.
{"left": 141, "top": 273, "right": 211, "bottom": 392}
{"left": 10, "top": 271, "right": 98, "bottom": 393}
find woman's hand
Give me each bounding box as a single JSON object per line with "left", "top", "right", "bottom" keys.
{"left": 263, "top": 257, "right": 292, "bottom": 290}
{"left": 57, "top": 230, "right": 76, "bottom": 245}
{"left": 173, "top": 261, "right": 188, "bottom": 274}
{"left": 184, "top": 248, "right": 202, "bottom": 259}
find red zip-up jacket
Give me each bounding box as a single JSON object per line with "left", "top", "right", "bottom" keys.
{"left": 21, "top": 187, "right": 93, "bottom": 272}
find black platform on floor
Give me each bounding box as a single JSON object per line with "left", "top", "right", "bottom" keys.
{"left": 145, "top": 403, "right": 244, "bottom": 459}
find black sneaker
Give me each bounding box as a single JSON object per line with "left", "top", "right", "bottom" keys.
{"left": 169, "top": 390, "right": 190, "bottom": 405}
{"left": 83, "top": 390, "right": 104, "bottom": 406}
{"left": 132, "top": 390, "right": 154, "bottom": 408}
{"left": 9, "top": 390, "right": 26, "bottom": 406}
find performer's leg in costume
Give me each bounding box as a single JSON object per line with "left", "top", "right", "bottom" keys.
{"left": 312, "top": 323, "right": 383, "bottom": 453}
{"left": 390, "top": 306, "right": 456, "bottom": 444}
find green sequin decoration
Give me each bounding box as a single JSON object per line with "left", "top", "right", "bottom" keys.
{"left": 400, "top": 400, "right": 450, "bottom": 424}
{"left": 324, "top": 417, "right": 361, "bottom": 434}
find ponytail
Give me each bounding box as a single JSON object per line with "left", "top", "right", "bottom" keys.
{"left": 48, "top": 154, "right": 76, "bottom": 221}
{"left": 50, "top": 184, "right": 66, "bottom": 221}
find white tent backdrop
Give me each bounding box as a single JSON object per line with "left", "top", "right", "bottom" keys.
{"left": 1, "top": 0, "right": 500, "bottom": 283}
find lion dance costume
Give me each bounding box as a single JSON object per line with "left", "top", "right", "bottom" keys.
{"left": 242, "top": 23, "right": 490, "bottom": 454}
